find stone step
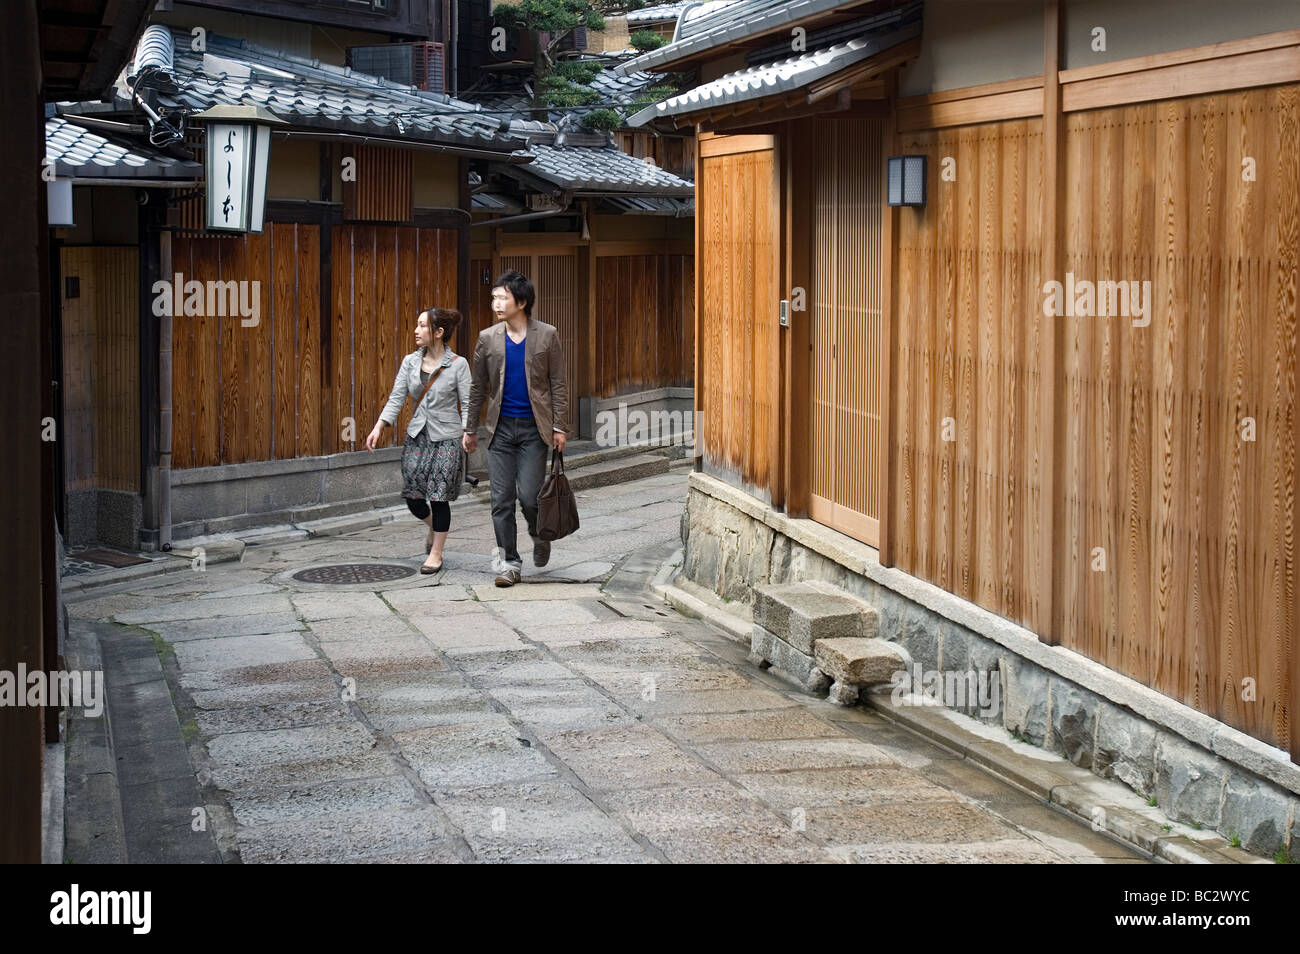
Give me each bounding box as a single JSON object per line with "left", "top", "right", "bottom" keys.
{"left": 753, "top": 582, "right": 878, "bottom": 653}
{"left": 815, "top": 637, "right": 908, "bottom": 706}
{"left": 567, "top": 453, "right": 671, "bottom": 491}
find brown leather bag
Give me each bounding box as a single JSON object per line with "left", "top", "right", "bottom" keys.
{"left": 536, "top": 450, "right": 579, "bottom": 541}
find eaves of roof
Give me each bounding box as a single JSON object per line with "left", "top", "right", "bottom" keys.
{"left": 96, "top": 29, "right": 531, "bottom": 154}
{"left": 611, "top": 0, "right": 897, "bottom": 76}
{"left": 45, "top": 116, "right": 202, "bottom": 180}
{"left": 626, "top": 17, "right": 919, "bottom": 126}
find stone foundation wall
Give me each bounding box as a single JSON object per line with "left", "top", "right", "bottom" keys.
{"left": 680, "top": 471, "right": 1300, "bottom": 859}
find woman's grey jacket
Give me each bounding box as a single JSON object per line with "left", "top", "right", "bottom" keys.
{"left": 381, "top": 347, "right": 472, "bottom": 441}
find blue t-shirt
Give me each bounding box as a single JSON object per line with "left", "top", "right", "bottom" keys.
{"left": 501, "top": 333, "right": 533, "bottom": 418}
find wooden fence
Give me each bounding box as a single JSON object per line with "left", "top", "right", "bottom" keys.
{"left": 889, "top": 84, "right": 1299, "bottom": 752}
{"left": 171, "top": 222, "right": 458, "bottom": 468}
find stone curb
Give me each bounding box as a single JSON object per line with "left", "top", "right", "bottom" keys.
{"left": 651, "top": 570, "right": 752, "bottom": 644}
{"left": 864, "top": 690, "right": 1267, "bottom": 865}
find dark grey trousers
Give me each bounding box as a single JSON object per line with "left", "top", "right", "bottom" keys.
{"left": 488, "top": 415, "right": 548, "bottom": 568}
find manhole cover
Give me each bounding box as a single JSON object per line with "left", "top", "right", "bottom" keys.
{"left": 292, "top": 563, "right": 416, "bottom": 585}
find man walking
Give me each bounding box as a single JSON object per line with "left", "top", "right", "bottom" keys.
{"left": 464, "top": 270, "right": 569, "bottom": 586}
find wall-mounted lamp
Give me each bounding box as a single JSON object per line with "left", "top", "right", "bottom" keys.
{"left": 887, "top": 155, "right": 926, "bottom": 207}
{"left": 194, "top": 104, "right": 285, "bottom": 233}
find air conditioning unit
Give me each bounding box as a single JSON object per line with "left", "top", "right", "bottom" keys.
{"left": 347, "top": 42, "right": 445, "bottom": 93}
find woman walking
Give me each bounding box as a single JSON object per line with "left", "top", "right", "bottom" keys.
{"left": 365, "top": 308, "right": 471, "bottom": 574}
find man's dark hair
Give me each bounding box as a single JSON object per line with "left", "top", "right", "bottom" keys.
{"left": 492, "top": 269, "right": 535, "bottom": 318}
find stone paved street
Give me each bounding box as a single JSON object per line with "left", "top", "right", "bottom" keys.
{"left": 67, "top": 468, "right": 1147, "bottom": 863}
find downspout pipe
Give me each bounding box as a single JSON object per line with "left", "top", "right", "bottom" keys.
{"left": 158, "top": 229, "right": 173, "bottom": 551}
{"left": 469, "top": 206, "right": 572, "bottom": 228}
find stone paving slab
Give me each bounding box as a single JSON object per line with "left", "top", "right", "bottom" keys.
{"left": 207, "top": 722, "right": 377, "bottom": 767}
{"left": 732, "top": 767, "right": 960, "bottom": 809}
{"left": 172, "top": 632, "right": 316, "bottom": 672}
{"left": 235, "top": 806, "right": 462, "bottom": 864}
{"left": 393, "top": 719, "right": 560, "bottom": 788}
{"left": 429, "top": 781, "right": 647, "bottom": 863}
{"left": 147, "top": 612, "right": 304, "bottom": 642}
{"left": 116, "top": 593, "right": 295, "bottom": 624}
{"left": 535, "top": 724, "right": 721, "bottom": 791}
{"left": 227, "top": 774, "right": 422, "bottom": 828}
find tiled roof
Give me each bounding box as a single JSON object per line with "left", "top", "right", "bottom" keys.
{"left": 626, "top": 17, "right": 919, "bottom": 126}
{"left": 507, "top": 144, "right": 693, "bottom": 195}
{"left": 462, "top": 69, "right": 665, "bottom": 127}
{"left": 68, "top": 30, "right": 530, "bottom": 155}
{"left": 626, "top": 2, "right": 694, "bottom": 24}
{"left": 613, "top": 0, "right": 908, "bottom": 75}
{"left": 44, "top": 116, "right": 203, "bottom": 179}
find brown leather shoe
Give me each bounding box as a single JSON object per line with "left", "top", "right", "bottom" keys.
{"left": 494, "top": 566, "right": 521, "bottom": 587}
{"left": 533, "top": 537, "right": 550, "bottom": 568}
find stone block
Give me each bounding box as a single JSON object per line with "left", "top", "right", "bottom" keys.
{"left": 753, "top": 583, "right": 875, "bottom": 653}
{"left": 750, "top": 625, "right": 829, "bottom": 693}
{"left": 1219, "top": 772, "right": 1290, "bottom": 856}
{"left": 1049, "top": 682, "right": 1101, "bottom": 768}
{"left": 1093, "top": 700, "right": 1157, "bottom": 797}
{"left": 1154, "top": 733, "right": 1228, "bottom": 828}
{"left": 897, "top": 603, "right": 940, "bottom": 669}
{"left": 814, "top": 637, "right": 907, "bottom": 688}
{"left": 1001, "top": 653, "right": 1051, "bottom": 746}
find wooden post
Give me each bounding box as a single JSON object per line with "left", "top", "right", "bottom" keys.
{"left": 879, "top": 73, "right": 899, "bottom": 565}
{"left": 585, "top": 200, "right": 598, "bottom": 418}
{"left": 1040, "top": 0, "right": 1064, "bottom": 644}
{"left": 0, "top": 0, "right": 47, "bottom": 862}
{"left": 782, "top": 120, "right": 812, "bottom": 518}
{"left": 693, "top": 124, "right": 704, "bottom": 471}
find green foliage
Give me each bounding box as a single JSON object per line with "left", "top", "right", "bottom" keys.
{"left": 1275, "top": 846, "right": 1293, "bottom": 864}
{"left": 630, "top": 29, "right": 668, "bottom": 52}
{"left": 493, "top": 0, "right": 609, "bottom": 35}
{"left": 543, "top": 76, "right": 601, "bottom": 107}
{"left": 581, "top": 108, "right": 624, "bottom": 132}
{"left": 551, "top": 60, "right": 602, "bottom": 84}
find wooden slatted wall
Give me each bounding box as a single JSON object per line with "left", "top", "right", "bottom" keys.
{"left": 331, "top": 225, "right": 457, "bottom": 453}
{"left": 698, "top": 140, "right": 778, "bottom": 491}
{"left": 594, "top": 253, "right": 694, "bottom": 397}
{"left": 888, "top": 85, "right": 1299, "bottom": 751}
{"left": 343, "top": 144, "right": 414, "bottom": 223}
{"left": 173, "top": 225, "right": 320, "bottom": 467}
{"left": 891, "top": 119, "right": 1049, "bottom": 631}
{"left": 60, "top": 246, "right": 139, "bottom": 492}
{"left": 809, "top": 119, "right": 885, "bottom": 545}
{"left": 172, "top": 223, "right": 457, "bottom": 466}
{"left": 1058, "top": 86, "right": 1299, "bottom": 750}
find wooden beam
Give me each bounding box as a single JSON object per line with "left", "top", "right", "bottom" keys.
{"left": 699, "top": 133, "right": 776, "bottom": 158}
{"left": 584, "top": 200, "right": 597, "bottom": 414}
{"left": 878, "top": 71, "right": 898, "bottom": 566}
{"left": 692, "top": 122, "right": 703, "bottom": 472}
{"left": 1061, "top": 44, "right": 1300, "bottom": 113}
{"left": 782, "top": 119, "right": 812, "bottom": 520}
{"left": 804, "top": 36, "right": 921, "bottom": 105}
{"left": 1059, "top": 27, "right": 1300, "bottom": 84}
{"left": 897, "top": 86, "right": 1043, "bottom": 132}
{"left": 1040, "top": 0, "right": 1064, "bottom": 645}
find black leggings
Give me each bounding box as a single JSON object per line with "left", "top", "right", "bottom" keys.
{"left": 406, "top": 498, "right": 450, "bottom": 532}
